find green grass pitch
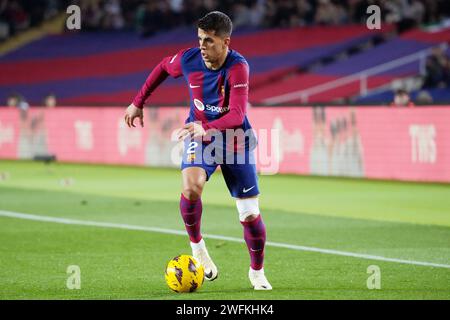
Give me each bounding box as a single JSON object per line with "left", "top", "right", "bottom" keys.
{"left": 0, "top": 160, "right": 449, "bottom": 299}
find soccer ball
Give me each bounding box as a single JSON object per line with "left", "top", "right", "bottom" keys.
{"left": 165, "top": 255, "right": 204, "bottom": 293}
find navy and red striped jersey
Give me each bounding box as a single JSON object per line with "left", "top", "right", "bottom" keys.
{"left": 133, "top": 47, "right": 252, "bottom": 133}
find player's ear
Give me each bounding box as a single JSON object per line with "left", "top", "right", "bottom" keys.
{"left": 223, "top": 37, "right": 230, "bottom": 48}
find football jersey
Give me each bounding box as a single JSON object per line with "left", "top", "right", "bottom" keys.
{"left": 133, "top": 47, "right": 253, "bottom": 133}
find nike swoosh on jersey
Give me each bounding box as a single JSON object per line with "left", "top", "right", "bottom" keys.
{"left": 242, "top": 186, "right": 255, "bottom": 193}
{"left": 189, "top": 84, "right": 200, "bottom": 88}
{"left": 169, "top": 54, "right": 177, "bottom": 63}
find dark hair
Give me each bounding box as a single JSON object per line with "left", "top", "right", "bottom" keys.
{"left": 197, "top": 11, "right": 232, "bottom": 37}
{"left": 395, "top": 89, "right": 408, "bottom": 95}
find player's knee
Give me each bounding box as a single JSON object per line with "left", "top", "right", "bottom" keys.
{"left": 243, "top": 214, "right": 259, "bottom": 222}
{"left": 236, "top": 197, "right": 260, "bottom": 222}
{"left": 182, "top": 184, "right": 203, "bottom": 201}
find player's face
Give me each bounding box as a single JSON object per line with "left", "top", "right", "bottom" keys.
{"left": 198, "top": 28, "right": 229, "bottom": 65}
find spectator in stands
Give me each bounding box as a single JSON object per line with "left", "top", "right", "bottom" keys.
{"left": 315, "top": 0, "right": 348, "bottom": 25}
{"left": 81, "top": 0, "right": 104, "bottom": 31}
{"left": 349, "top": 0, "right": 368, "bottom": 24}
{"left": 0, "top": 0, "right": 10, "bottom": 40}
{"left": 422, "top": 0, "right": 450, "bottom": 25}
{"left": 43, "top": 93, "right": 57, "bottom": 108}
{"left": 282, "top": 0, "right": 315, "bottom": 27}
{"left": 6, "top": 92, "right": 19, "bottom": 107}
{"left": 233, "top": 0, "right": 265, "bottom": 29}
{"left": 384, "top": 0, "right": 405, "bottom": 23}
{"left": 391, "top": 89, "right": 415, "bottom": 107}
{"left": 136, "top": 1, "right": 175, "bottom": 37}
{"left": 404, "top": 0, "right": 426, "bottom": 26}
{"left": 167, "top": 0, "right": 185, "bottom": 26}
{"left": 296, "top": 0, "right": 315, "bottom": 25}
{"left": 102, "top": 0, "right": 125, "bottom": 30}
{"left": 3, "top": 0, "right": 29, "bottom": 36}
{"left": 248, "top": 0, "right": 267, "bottom": 27}
{"left": 415, "top": 90, "right": 433, "bottom": 105}
{"left": 7, "top": 92, "right": 29, "bottom": 110}
{"left": 265, "top": 0, "right": 291, "bottom": 27}
{"left": 422, "top": 46, "right": 448, "bottom": 89}
{"left": 445, "top": 57, "right": 450, "bottom": 87}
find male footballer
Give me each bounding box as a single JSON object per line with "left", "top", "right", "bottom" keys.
{"left": 124, "top": 11, "right": 271, "bottom": 290}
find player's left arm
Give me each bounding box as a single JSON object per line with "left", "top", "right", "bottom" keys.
{"left": 177, "top": 62, "right": 249, "bottom": 140}
{"left": 203, "top": 62, "right": 248, "bottom": 131}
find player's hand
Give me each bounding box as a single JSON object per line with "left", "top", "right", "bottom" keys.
{"left": 177, "top": 122, "right": 206, "bottom": 141}
{"left": 124, "top": 103, "right": 144, "bottom": 128}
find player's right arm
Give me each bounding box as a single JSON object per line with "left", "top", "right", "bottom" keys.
{"left": 124, "top": 49, "right": 186, "bottom": 128}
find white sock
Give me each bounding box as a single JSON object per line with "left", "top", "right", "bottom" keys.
{"left": 250, "top": 267, "right": 264, "bottom": 274}
{"left": 190, "top": 238, "right": 206, "bottom": 251}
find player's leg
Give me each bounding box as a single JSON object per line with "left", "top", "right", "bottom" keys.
{"left": 180, "top": 167, "right": 218, "bottom": 281}
{"left": 180, "top": 136, "right": 220, "bottom": 281}
{"left": 221, "top": 162, "right": 272, "bottom": 290}
{"left": 237, "top": 197, "right": 265, "bottom": 271}
{"left": 237, "top": 196, "right": 272, "bottom": 290}
{"left": 180, "top": 166, "right": 206, "bottom": 243}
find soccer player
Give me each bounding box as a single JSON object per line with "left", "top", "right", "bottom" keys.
{"left": 124, "top": 11, "right": 271, "bottom": 290}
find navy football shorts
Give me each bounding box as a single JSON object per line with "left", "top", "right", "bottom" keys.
{"left": 180, "top": 137, "right": 260, "bottom": 198}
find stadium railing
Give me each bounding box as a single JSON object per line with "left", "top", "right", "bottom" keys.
{"left": 263, "top": 43, "right": 448, "bottom": 105}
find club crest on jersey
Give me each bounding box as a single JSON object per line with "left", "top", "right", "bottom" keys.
{"left": 187, "top": 153, "right": 196, "bottom": 162}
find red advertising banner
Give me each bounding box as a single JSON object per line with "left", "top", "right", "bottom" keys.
{"left": 0, "top": 106, "right": 449, "bottom": 183}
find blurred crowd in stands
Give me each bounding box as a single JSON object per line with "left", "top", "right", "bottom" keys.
{"left": 74, "top": 0, "right": 450, "bottom": 34}
{"left": 391, "top": 47, "right": 450, "bottom": 106}
{"left": 0, "top": 0, "right": 70, "bottom": 41}
{"left": 1, "top": 0, "right": 450, "bottom": 40}
{"left": 1, "top": 0, "right": 449, "bottom": 106}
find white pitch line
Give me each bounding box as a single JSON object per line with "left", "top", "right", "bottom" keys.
{"left": 1, "top": 209, "right": 450, "bottom": 270}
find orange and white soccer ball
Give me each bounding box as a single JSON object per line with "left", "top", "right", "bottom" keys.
{"left": 165, "top": 255, "right": 204, "bottom": 293}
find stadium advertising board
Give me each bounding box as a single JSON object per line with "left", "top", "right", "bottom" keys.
{"left": 0, "top": 106, "right": 448, "bottom": 183}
